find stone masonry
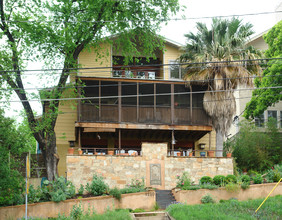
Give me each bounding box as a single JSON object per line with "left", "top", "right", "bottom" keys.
{"left": 67, "top": 142, "right": 233, "bottom": 190}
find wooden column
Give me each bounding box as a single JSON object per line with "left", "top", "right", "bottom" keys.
{"left": 77, "top": 80, "right": 81, "bottom": 122}
{"left": 118, "top": 82, "right": 121, "bottom": 122}
{"left": 171, "top": 130, "right": 175, "bottom": 155}
{"left": 190, "top": 85, "right": 193, "bottom": 124}
{"left": 154, "top": 83, "right": 156, "bottom": 121}
{"left": 137, "top": 82, "right": 139, "bottom": 122}
{"left": 99, "top": 81, "right": 101, "bottom": 120}
{"left": 171, "top": 84, "right": 174, "bottom": 124}
{"left": 118, "top": 129, "right": 121, "bottom": 152}
{"left": 78, "top": 127, "right": 81, "bottom": 148}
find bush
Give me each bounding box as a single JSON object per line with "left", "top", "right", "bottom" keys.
{"left": 200, "top": 183, "right": 218, "bottom": 190}
{"left": 48, "top": 176, "right": 76, "bottom": 202}
{"left": 120, "top": 187, "right": 145, "bottom": 194}
{"left": 70, "top": 203, "right": 83, "bottom": 220}
{"left": 86, "top": 174, "right": 109, "bottom": 196}
{"left": 225, "top": 175, "right": 237, "bottom": 184}
{"left": 253, "top": 174, "right": 263, "bottom": 184}
{"left": 127, "top": 178, "right": 145, "bottom": 189}
{"left": 225, "top": 183, "right": 240, "bottom": 193}
{"left": 109, "top": 187, "right": 121, "bottom": 201}
{"left": 176, "top": 172, "right": 191, "bottom": 188}
{"left": 241, "top": 182, "right": 250, "bottom": 190}
{"left": 78, "top": 184, "right": 84, "bottom": 195}
{"left": 199, "top": 176, "right": 213, "bottom": 185}
{"left": 201, "top": 194, "right": 216, "bottom": 204}
{"left": 241, "top": 175, "right": 251, "bottom": 184}
{"left": 213, "top": 175, "right": 226, "bottom": 186}
{"left": 182, "top": 185, "right": 201, "bottom": 190}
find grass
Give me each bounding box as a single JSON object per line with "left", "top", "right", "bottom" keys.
{"left": 166, "top": 195, "right": 282, "bottom": 220}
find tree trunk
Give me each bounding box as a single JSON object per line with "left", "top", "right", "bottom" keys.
{"left": 40, "top": 132, "right": 59, "bottom": 181}
{"left": 216, "top": 131, "right": 224, "bottom": 157}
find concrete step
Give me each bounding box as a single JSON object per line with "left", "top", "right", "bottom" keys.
{"left": 155, "top": 190, "right": 177, "bottom": 209}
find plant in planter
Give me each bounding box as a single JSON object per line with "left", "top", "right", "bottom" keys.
{"left": 223, "top": 138, "right": 233, "bottom": 157}
{"left": 78, "top": 148, "right": 83, "bottom": 155}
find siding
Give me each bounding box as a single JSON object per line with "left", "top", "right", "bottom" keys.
{"left": 163, "top": 44, "right": 182, "bottom": 80}
{"left": 78, "top": 43, "right": 112, "bottom": 77}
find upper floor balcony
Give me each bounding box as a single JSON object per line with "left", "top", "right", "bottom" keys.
{"left": 77, "top": 77, "right": 212, "bottom": 127}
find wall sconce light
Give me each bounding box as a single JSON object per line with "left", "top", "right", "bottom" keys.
{"left": 199, "top": 143, "right": 206, "bottom": 149}
{"left": 69, "top": 140, "right": 75, "bottom": 147}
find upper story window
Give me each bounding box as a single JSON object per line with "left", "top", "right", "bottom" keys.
{"left": 255, "top": 113, "right": 265, "bottom": 127}
{"left": 268, "top": 110, "right": 278, "bottom": 127}
{"left": 169, "top": 60, "right": 185, "bottom": 80}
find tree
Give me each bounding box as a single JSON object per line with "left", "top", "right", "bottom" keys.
{"left": 0, "top": 0, "right": 181, "bottom": 180}
{"left": 244, "top": 20, "right": 282, "bottom": 118}
{"left": 0, "top": 109, "right": 34, "bottom": 206}
{"left": 180, "top": 18, "right": 262, "bottom": 156}
{"left": 231, "top": 119, "right": 281, "bottom": 172}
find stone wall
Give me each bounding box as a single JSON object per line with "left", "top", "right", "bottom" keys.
{"left": 67, "top": 142, "right": 233, "bottom": 190}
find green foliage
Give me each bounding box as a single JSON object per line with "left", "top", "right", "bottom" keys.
{"left": 109, "top": 187, "right": 121, "bottom": 201}
{"left": 225, "top": 175, "right": 237, "bottom": 184}
{"left": 240, "top": 175, "right": 251, "bottom": 184}
{"left": 225, "top": 183, "right": 240, "bottom": 193}
{"left": 176, "top": 172, "right": 191, "bottom": 188}
{"left": 0, "top": 109, "right": 37, "bottom": 207}
{"left": 199, "top": 176, "right": 213, "bottom": 185}
{"left": 127, "top": 178, "right": 145, "bottom": 189}
{"left": 200, "top": 183, "right": 218, "bottom": 190}
{"left": 78, "top": 184, "right": 84, "bottom": 195}
{"left": 252, "top": 174, "right": 263, "bottom": 184}
{"left": 245, "top": 20, "right": 282, "bottom": 119}
{"left": 86, "top": 174, "right": 109, "bottom": 196}
{"left": 167, "top": 195, "right": 282, "bottom": 220}
{"left": 70, "top": 203, "right": 84, "bottom": 220}
{"left": 213, "top": 175, "right": 226, "bottom": 186}
{"left": 232, "top": 120, "right": 279, "bottom": 172}
{"left": 241, "top": 182, "right": 250, "bottom": 190}
{"left": 119, "top": 187, "right": 145, "bottom": 194}
{"left": 182, "top": 185, "right": 201, "bottom": 190}
{"left": 264, "top": 165, "right": 282, "bottom": 183}
{"left": 201, "top": 194, "right": 216, "bottom": 204}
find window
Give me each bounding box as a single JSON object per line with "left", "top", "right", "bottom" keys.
{"left": 169, "top": 60, "right": 184, "bottom": 79}
{"left": 268, "top": 110, "right": 278, "bottom": 127}
{"left": 255, "top": 113, "right": 265, "bottom": 127}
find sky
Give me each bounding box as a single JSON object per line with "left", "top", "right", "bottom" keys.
{"left": 3, "top": 0, "right": 282, "bottom": 120}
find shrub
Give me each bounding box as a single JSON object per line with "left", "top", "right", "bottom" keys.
{"left": 241, "top": 175, "right": 251, "bottom": 184}
{"left": 225, "top": 175, "right": 237, "bottom": 184}
{"left": 213, "top": 175, "right": 226, "bottom": 186}
{"left": 120, "top": 187, "right": 145, "bottom": 194}
{"left": 253, "top": 174, "right": 263, "bottom": 184}
{"left": 241, "top": 182, "right": 250, "bottom": 190}
{"left": 273, "top": 170, "right": 281, "bottom": 182}
{"left": 200, "top": 183, "right": 218, "bottom": 190}
{"left": 127, "top": 178, "right": 145, "bottom": 189}
{"left": 176, "top": 172, "right": 191, "bottom": 188}
{"left": 86, "top": 174, "right": 109, "bottom": 196}
{"left": 48, "top": 176, "right": 76, "bottom": 202}
{"left": 182, "top": 185, "right": 201, "bottom": 190}
{"left": 201, "top": 194, "right": 216, "bottom": 204}
{"left": 225, "top": 183, "right": 240, "bottom": 193}
{"left": 109, "top": 187, "right": 121, "bottom": 201}
{"left": 70, "top": 203, "right": 83, "bottom": 220}
{"left": 199, "top": 176, "right": 213, "bottom": 185}
{"left": 78, "top": 184, "right": 84, "bottom": 195}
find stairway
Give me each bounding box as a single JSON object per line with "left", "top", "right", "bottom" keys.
{"left": 155, "top": 190, "right": 176, "bottom": 210}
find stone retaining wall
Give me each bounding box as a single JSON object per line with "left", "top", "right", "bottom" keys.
{"left": 67, "top": 143, "right": 233, "bottom": 190}
{"left": 0, "top": 191, "right": 155, "bottom": 220}
{"left": 172, "top": 183, "right": 282, "bottom": 204}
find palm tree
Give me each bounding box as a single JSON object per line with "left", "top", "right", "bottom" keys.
{"left": 180, "top": 17, "right": 262, "bottom": 157}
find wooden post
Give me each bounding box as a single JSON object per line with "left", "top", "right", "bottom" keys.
{"left": 99, "top": 80, "right": 101, "bottom": 120}
{"left": 190, "top": 85, "right": 193, "bottom": 124}
{"left": 154, "top": 83, "right": 156, "bottom": 122}
{"left": 172, "top": 130, "right": 175, "bottom": 155}
{"left": 171, "top": 84, "right": 174, "bottom": 124}
{"left": 118, "top": 129, "right": 121, "bottom": 152}
{"left": 137, "top": 82, "right": 139, "bottom": 122}
{"left": 118, "top": 82, "right": 121, "bottom": 122}
{"left": 209, "top": 131, "right": 211, "bottom": 150}
{"left": 78, "top": 127, "right": 81, "bottom": 148}
{"left": 77, "top": 80, "right": 81, "bottom": 122}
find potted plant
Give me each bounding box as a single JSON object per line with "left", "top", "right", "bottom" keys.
{"left": 108, "top": 150, "right": 114, "bottom": 155}
{"left": 207, "top": 150, "right": 214, "bottom": 157}
{"left": 224, "top": 138, "right": 233, "bottom": 158}
{"left": 78, "top": 148, "right": 83, "bottom": 155}
{"left": 68, "top": 141, "right": 75, "bottom": 155}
